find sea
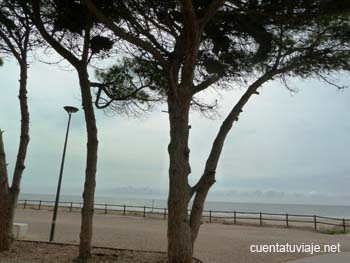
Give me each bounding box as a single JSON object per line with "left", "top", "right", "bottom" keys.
{"left": 19, "top": 193, "right": 350, "bottom": 219}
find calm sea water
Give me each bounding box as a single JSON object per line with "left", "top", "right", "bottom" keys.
{"left": 19, "top": 193, "right": 350, "bottom": 218}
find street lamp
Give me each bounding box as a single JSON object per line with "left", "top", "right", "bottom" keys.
{"left": 49, "top": 106, "right": 79, "bottom": 242}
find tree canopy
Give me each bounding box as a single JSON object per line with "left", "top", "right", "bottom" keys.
{"left": 26, "top": 0, "right": 162, "bottom": 116}
{"left": 0, "top": 0, "right": 41, "bottom": 64}
{"left": 3, "top": 1, "right": 349, "bottom": 261}
{"left": 80, "top": 1, "right": 350, "bottom": 262}
{"left": 82, "top": 0, "right": 350, "bottom": 109}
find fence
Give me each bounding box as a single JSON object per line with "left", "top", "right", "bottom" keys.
{"left": 17, "top": 199, "right": 350, "bottom": 233}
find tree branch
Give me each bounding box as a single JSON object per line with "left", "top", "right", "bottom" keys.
{"left": 192, "top": 75, "right": 220, "bottom": 94}
{"left": 119, "top": 2, "right": 171, "bottom": 56}
{"left": 81, "top": 18, "right": 92, "bottom": 66}
{"left": 84, "top": 0, "right": 167, "bottom": 68}
{"left": 179, "top": 0, "right": 197, "bottom": 32}
{"left": 32, "top": 0, "right": 81, "bottom": 69}
{"left": 0, "top": 29, "right": 22, "bottom": 64}
{"left": 189, "top": 62, "right": 299, "bottom": 242}
{"left": 314, "top": 71, "right": 347, "bottom": 90}
{"left": 198, "top": 0, "right": 225, "bottom": 29}
{"left": 90, "top": 81, "right": 151, "bottom": 109}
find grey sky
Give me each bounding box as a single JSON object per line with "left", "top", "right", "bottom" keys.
{"left": 1, "top": 57, "right": 349, "bottom": 205}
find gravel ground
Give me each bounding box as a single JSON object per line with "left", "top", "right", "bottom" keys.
{"left": 7, "top": 208, "right": 350, "bottom": 263}
{"left": 0, "top": 240, "right": 201, "bottom": 262}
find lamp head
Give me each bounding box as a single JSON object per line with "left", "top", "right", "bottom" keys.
{"left": 64, "top": 106, "right": 79, "bottom": 114}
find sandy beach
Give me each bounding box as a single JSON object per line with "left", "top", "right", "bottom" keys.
{"left": 11, "top": 207, "right": 350, "bottom": 263}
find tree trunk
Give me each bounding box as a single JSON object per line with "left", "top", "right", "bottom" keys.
{"left": 189, "top": 71, "right": 276, "bottom": 243}
{"left": 0, "top": 194, "right": 12, "bottom": 251}
{"left": 0, "top": 130, "right": 11, "bottom": 252}
{"left": 0, "top": 193, "right": 17, "bottom": 252}
{"left": 190, "top": 171, "right": 215, "bottom": 243}
{"left": 78, "top": 68, "right": 98, "bottom": 259}
{"left": 167, "top": 94, "right": 193, "bottom": 263}
{"left": 0, "top": 64, "right": 29, "bottom": 251}
{"left": 11, "top": 63, "right": 30, "bottom": 208}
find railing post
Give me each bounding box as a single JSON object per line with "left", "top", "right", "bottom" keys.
{"left": 104, "top": 204, "right": 108, "bottom": 214}
{"left": 164, "top": 208, "right": 167, "bottom": 219}
{"left": 24, "top": 200, "right": 27, "bottom": 209}
{"left": 209, "top": 210, "right": 212, "bottom": 223}
{"left": 260, "top": 212, "right": 263, "bottom": 226}
{"left": 234, "top": 211, "right": 236, "bottom": 224}
{"left": 70, "top": 202, "right": 73, "bottom": 212}
{"left": 143, "top": 206, "right": 146, "bottom": 217}
{"left": 123, "top": 205, "right": 126, "bottom": 215}
{"left": 286, "top": 214, "right": 289, "bottom": 228}
{"left": 314, "top": 215, "right": 317, "bottom": 230}
{"left": 343, "top": 218, "right": 346, "bottom": 233}
{"left": 39, "top": 200, "right": 42, "bottom": 210}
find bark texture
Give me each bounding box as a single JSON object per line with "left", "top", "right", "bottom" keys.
{"left": 167, "top": 92, "right": 194, "bottom": 263}
{"left": 0, "top": 193, "right": 17, "bottom": 251}
{"left": 0, "top": 194, "right": 12, "bottom": 251}
{"left": 0, "top": 131, "right": 11, "bottom": 251}
{"left": 78, "top": 68, "right": 98, "bottom": 259}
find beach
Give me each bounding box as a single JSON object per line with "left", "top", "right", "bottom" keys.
{"left": 13, "top": 208, "right": 350, "bottom": 263}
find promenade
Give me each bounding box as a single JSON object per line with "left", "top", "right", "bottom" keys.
{"left": 13, "top": 208, "right": 350, "bottom": 263}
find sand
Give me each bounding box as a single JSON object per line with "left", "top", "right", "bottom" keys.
{"left": 11, "top": 208, "right": 350, "bottom": 263}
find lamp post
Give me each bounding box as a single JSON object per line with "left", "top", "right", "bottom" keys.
{"left": 49, "top": 106, "right": 79, "bottom": 242}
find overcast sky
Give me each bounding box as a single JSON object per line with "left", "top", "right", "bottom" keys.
{"left": 1, "top": 56, "right": 349, "bottom": 205}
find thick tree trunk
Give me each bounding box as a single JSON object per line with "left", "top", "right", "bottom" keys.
{"left": 0, "top": 64, "right": 29, "bottom": 251}
{"left": 0, "top": 195, "right": 12, "bottom": 251}
{"left": 0, "top": 130, "right": 11, "bottom": 252}
{"left": 167, "top": 94, "right": 194, "bottom": 263}
{"left": 78, "top": 68, "right": 98, "bottom": 259}
{"left": 0, "top": 193, "right": 17, "bottom": 252}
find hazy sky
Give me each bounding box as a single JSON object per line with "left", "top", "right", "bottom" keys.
{"left": 1, "top": 56, "right": 349, "bottom": 205}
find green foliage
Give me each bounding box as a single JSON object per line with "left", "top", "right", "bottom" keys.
{"left": 319, "top": 226, "right": 350, "bottom": 235}
{"left": 52, "top": 0, "right": 113, "bottom": 34}
{"left": 53, "top": 0, "right": 88, "bottom": 34}
{"left": 36, "top": 0, "right": 114, "bottom": 55}
{"left": 91, "top": 0, "right": 350, "bottom": 96}
{"left": 95, "top": 58, "right": 164, "bottom": 103}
